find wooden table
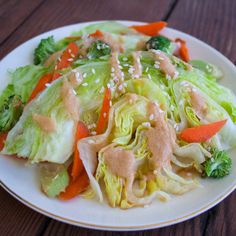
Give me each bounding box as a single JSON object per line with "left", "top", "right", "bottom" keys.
{"left": 0, "top": 0, "right": 236, "bottom": 235}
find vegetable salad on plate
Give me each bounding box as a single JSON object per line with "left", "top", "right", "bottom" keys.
{"left": 1, "top": 21, "right": 236, "bottom": 209}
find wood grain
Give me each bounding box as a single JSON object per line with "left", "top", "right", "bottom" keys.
{"left": 168, "top": 0, "right": 236, "bottom": 63}
{"left": 0, "top": 0, "right": 44, "bottom": 44}
{"left": 0, "top": 0, "right": 235, "bottom": 235}
{"left": 0, "top": 0, "right": 173, "bottom": 59}
{"left": 0, "top": 187, "right": 49, "bottom": 236}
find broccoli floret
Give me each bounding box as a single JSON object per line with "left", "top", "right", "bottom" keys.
{"left": 34, "top": 36, "right": 56, "bottom": 65}
{"left": 87, "top": 40, "right": 111, "bottom": 59}
{"left": 146, "top": 36, "right": 172, "bottom": 53}
{"left": 0, "top": 95, "right": 23, "bottom": 132}
{"left": 202, "top": 149, "right": 232, "bottom": 178}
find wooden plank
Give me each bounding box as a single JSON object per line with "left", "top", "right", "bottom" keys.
{"left": 0, "top": 187, "right": 49, "bottom": 236}
{"left": 0, "top": 0, "right": 173, "bottom": 59}
{"left": 42, "top": 215, "right": 206, "bottom": 236}
{"left": 0, "top": 0, "right": 44, "bottom": 44}
{"left": 168, "top": 0, "right": 236, "bottom": 63}
{"left": 204, "top": 192, "right": 236, "bottom": 235}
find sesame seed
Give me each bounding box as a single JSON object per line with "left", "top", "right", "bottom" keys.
{"left": 170, "top": 105, "right": 175, "bottom": 111}
{"left": 149, "top": 114, "right": 154, "bottom": 121}
{"left": 123, "top": 82, "right": 127, "bottom": 87}
{"left": 118, "top": 84, "right": 123, "bottom": 91}
{"left": 72, "top": 89, "right": 77, "bottom": 95}
{"left": 122, "top": 57, "right": 128, "bottom": 61}
{"left": 83, "top": 73, "right": 87, "bottom": 78}
{"left": 45, "top": 83, "right": 51, "bottom": 87}
{"left": 111, "top": 67, "right": 115, "bottom": 72}
{"left": 71, "top": 53, "right": 75, "bottom": 58}
{"left": 142, "top": 122, "right": 151, "bottom": 127}
{"left": 159, "top": 57, "right": 164, "bottom": 61}
{"left": 68, "top": 49, "right": 72, "bottom": 53}
{"left": 173, "top": 71, "right": 179, "bottom": 79}
{"left": 91, "top": 131, "right": 97, "bottom": 135}
{"left": 153, "top": 170, "right": 158, "bottom": 175}
{"left": 123, "top": 63, "right": 129, "bottom": 67}
{"left": 95, "top": 79, "right": 100, "bottom": 84}
{"left": 154, "top": 63, "right": 160, "bottom": 69}
{"left": 55, "top": 65, "right": 58, "bottom": 70}
{"left": 72, "top": 69, "right": 77, "bottom": 73}
{"left": 103, "top": 112, "right": 107, "bottom": 118}
{"left": 107, "top": 83, "right": 111, "bottom": 88}
{"left": 118, "top": 65, "right": 123, "bottom": 69}
{"left": 166, "top": 74, "right": 171, "bottom": 80}
{"left": 58, "top": 57, "right": 61, "bottom": 62}
{"left": 99, "top": 86, "right": 105, "bottom": 94}
{"left": 109, "top": 101, "right": 112, "bottom": 107}
{"left": 92, "top": 68, "right": 96, "bottom": 74}
{"left": 82, "top": 83, "right": 88, "bottom": 87}
{"left": 145, "top": 67, "right": 149, "bottom": 72}
{"left": 67, "top": 58, "right": 73, "bottom": 62}
{"left": 128, "top": 67, "right": 134, "bottom": 74}
{"left": 147, "top": 74, "right": 152, "bottom": 80}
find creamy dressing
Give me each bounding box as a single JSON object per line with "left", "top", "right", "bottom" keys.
{"left": 61, "top": 80, "right": 80, "bottom": 121}
{"left": 152, "top": 50, "right": 178, "bottom": 79}
{"left": 110, "top": 52, "right": 126, "bottom": 94}
{"left": 67, "top": 70, "right": 83, "bottom": 87}
{"left": 102, "top": 32, "right": 124, "bottom": 53}
{"left": 78, "top": 36, "right": 95, "bottom": 57}
{"left": 44, "top": 51, "right": 62, "bottom": 67}
{"left": 126, "top": 93, "right": 138, "bottom": 105}
{"left": 136, "top": 40, "right": 146, "bottom": 51}
{"left": 145, "top": 102, "right": 176, "bottom": 170}
{"left": 103, "top": 146, "right": 136, "bottom": 178}
{"left": 132, "top": 51, "right": 142, "bottom": 79}
{"left": 189, "top": 88, "right": 208, "bottom": 119}
{"left": 32, "top": 113, "right": 56, "bottom": 132}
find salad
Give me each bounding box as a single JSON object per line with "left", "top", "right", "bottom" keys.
{"left": 0, "top": 21, "right": 235, "bottom": 209}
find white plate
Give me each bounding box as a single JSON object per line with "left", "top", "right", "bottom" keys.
{"left": 0, "top": 21, "right": 236, "bottom": 231}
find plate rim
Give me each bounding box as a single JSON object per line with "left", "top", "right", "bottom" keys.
{"left": 0, "top": 20, "right": 236, "bottom": 231}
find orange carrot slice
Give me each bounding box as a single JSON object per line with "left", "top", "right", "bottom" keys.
{"left": 179, "top": 120, "right": 227, "bottom": 143}
{"left": 28, "top": 73, "right": 53, "bottom": 102}
{"left": 55, "top": 42, "right": 79, "bottom": 71}
{"left": 0, "top": 132, "right": 8, "bottom": 150}
{"left": 96, "top": 88, "right": 111, "bottom": 135}
{"left": 71, "top": 121, "right": 89, "bottom": 180}
{"left": 89, "top": 30, "right": 104, "bottom": 38}
{"left": 175, "top": 38, "right": 190, "bottom": 62}
{"left": 59, "top": 170, "right": 89, "bottom": 200}
{"left": 130, "top": 21, "right": 167, "bottom": 36}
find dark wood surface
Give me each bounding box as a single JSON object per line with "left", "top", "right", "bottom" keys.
{"left": 0, "top": 0, "right": 235, "bottom": 235}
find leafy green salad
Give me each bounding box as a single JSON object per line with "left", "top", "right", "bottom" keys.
{"left": 1, "top": 21, "right": 235, "bottom": 209}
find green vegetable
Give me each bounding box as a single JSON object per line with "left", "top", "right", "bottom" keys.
{"left": 146, "top": 36, "right": 172, "bottom": 53}
{"left": 2, "top": 77, "right": 76, "bottom": 163}
{"left": 39, "top": 163, "right": 69, "bottom": 197}
{"left": 34, "top": 36, "right": 56, "bottom": 65}
{"left": 11, "top": 65, "right": 50, "bottom": 103}
{"left": 190, "top": 60, "right": 223, "bottom": 79}
{"left": 74, "top": 21, "right": 135, "bottom": 36}
{"left": 0, "top": 65, "right": 48, "bottom": 131}
{"left": 87, "top": 40, "right": 111, "bottom": 59}
{"left": 0, "top": 95, "right": 23, "bottom": 132}
{"left": 202, "top": 149, "right": 232, "bottom": 178}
